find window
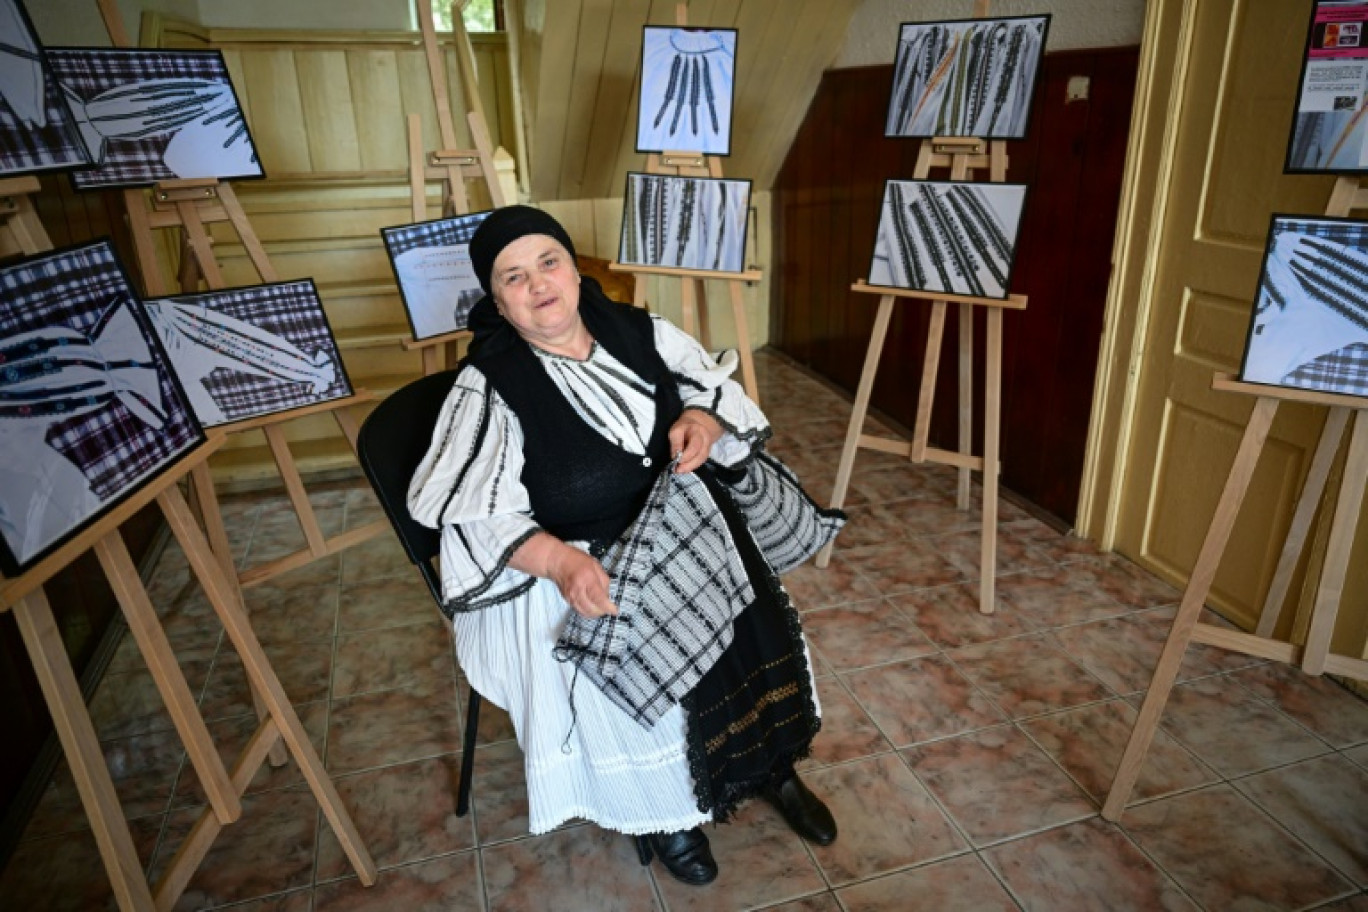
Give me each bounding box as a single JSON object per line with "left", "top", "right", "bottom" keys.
{"left": 432, "top": 0, "right": 500, "bottom": 33}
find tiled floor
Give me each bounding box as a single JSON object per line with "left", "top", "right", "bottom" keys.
{"left": 4, "top": 349, "right": 1368, "bottom": 911}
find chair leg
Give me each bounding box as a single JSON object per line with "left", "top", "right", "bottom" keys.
{"left": 456, "top": 689, "right": 481, "bottom": 817}
{"left": 634, "top": 834, "right": 652, "bottom": 866}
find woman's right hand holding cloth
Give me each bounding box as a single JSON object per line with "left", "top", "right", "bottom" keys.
{"left": 510, "top": 531, "right": 618, "bottom": 619}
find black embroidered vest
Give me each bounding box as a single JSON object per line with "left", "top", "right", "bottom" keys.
{"left": 464, "top": 283, "right": 683, "bottom": 545}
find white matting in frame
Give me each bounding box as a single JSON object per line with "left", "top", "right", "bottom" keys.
{"left": 0, "top": 239, "right": 205, "bottom": 575}
{"left": 45, "top": 47, "right": 263, "bottom": 190}
{"left": 141, "top": 279, "right": 353, "bottom": 428}
{"left": 636, "top": 26, "right": 736, "bottom": 156}
{"left": 381, "top": 210, "right": 492, "bottom": 340}
{"left": 1240, "top": 214, "right": 1368, "bottom": 399}
{"left": 885, "top": 15, "right": 1050, "bottom": 140}
{"left": 619, "top": 172, "right": 749, "bottom": 273}
{"left": 0, "top": 0, "right": 92, "bottom": 176}
{"left": 868, "top": 179, "right": 1028, "bottom": 300}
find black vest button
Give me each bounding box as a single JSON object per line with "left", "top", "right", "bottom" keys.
{"left": 642, "top": 457, "right": 652, "bottom": 467}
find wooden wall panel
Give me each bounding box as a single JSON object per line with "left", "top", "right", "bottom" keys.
{"left": 773, "top": 50, "right": 1141, "bottom": 525}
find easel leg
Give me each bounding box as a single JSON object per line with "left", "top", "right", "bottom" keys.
{"left": 696, "top": 279, "right": 712, "bottom": 350}
{"left": 978, "top": 309, "right": 1002, "bottom": 615}
{"left": 911, "top": 302, "right": 947, "bottom": 463}
{"left": 13, "top": 590, "right": 157, "bottom": 911}
{"left": 817, "top": 295, "right": 894, "bottom": 567}
{"left": 727, "top": 280, "right": 760, "bottom": 403}
{"left": 958, "top": 303, "right": 974, "bottom": 510}
{"left": 158, "top": 484, "right": 378, "bottom": 884}
{"left": 680, "top": 276, "right": 698, "bottom": 338}
{"left": 1102, "top": 397, "right": 1280, "bottom": 820}
{"left": 1254, "top": 407, "right": 1350, "bottom": 637}
{"left": 1301, "top": 410, "right": 1368, "bottom": 676}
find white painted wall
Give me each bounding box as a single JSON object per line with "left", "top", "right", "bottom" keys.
{"left": 835, "top": 0, "right": 1145, "bottom": 68}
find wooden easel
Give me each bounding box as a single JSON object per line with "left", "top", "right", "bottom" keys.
{"left": 814, "top": 2, "right": 1023, "bottom": 616}
{"left": 2, "top": 440, "right": 377, "bottom": 911}
{"left": 403, "top": 0, "right": 508, "bottom": 376}
{"left": 1103, "top": 176, "right": 1368, "bottom": 821}
{"left": 0, "top": 176, "right": 51, "bottom": 255}
{"left": 608, "top": 3, "right": 762, "bottom": 404}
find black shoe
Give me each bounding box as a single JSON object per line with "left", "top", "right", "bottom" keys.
{"left": 639, "top": 827, "right": 718, "bottom": 885}
{"left": 765, "top": 772, "right": 837, "bottom": 846}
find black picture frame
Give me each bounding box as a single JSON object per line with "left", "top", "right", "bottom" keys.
{"left": 618, "top": 171, "right": 751, "bottom": 273}
{"left": 0, "top": 0, "right": 93, "bottom": 177}
{"left": 1284, "top": 1, "right": 1368, "bottom": 174}
{"left": 380, "top": 210, "right": 493, "bottom": 340}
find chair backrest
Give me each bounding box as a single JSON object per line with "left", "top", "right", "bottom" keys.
{"left": 357, "top": 368, "right": 462, "bottom": 606}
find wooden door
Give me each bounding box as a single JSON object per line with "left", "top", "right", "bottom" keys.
{"left": 1108, "top": 0, "right": 1368, "bottom": 637}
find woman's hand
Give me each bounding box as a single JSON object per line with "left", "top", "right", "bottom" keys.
{"left": 668, "top": 409, "right": 724, "bottom": 474}
{"left": 509, "top": 532, "right": 617, "bottom": 619}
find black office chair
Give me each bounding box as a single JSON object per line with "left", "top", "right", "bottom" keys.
{"left": 356, "top": 368, "right": 481, "bottom": 816}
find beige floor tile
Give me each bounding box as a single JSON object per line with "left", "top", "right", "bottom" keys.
{"left": 838, "top": 854, "right": 1016, "bottom": 911}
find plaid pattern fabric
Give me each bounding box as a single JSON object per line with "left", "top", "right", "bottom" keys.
{"left": 382, "top": 212, "right": 489, "bottom": 259}
{"left": 45, "top": 48, "right": 261, "bottom": 190}
{"left": 151, "top": 280, "right": 351, "bottom": 426}
{"left": 1274, "top": 218, "right": 1368, "bottom": 246}
{"left": 0, "top": 0, "right": 91, "bottom": 176}
{"left": 0, "top": 240, "right": 201, "bottom": 500}
{"left": 556, "top": 466, "right": 755, "bottom": 728}
{"left": 1283, "top": 342, "right": 1368, "bottom": 398}
{"left": 723, "top": 451, "right": 846, "bottom": 574}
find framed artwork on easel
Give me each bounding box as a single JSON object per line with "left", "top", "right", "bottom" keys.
{"left": 636, "top": 26, "right": 737, "bottom": 156}
{"left": 0, "top": 239, "right": 204, "bottom": 575}
{"left": 1285, "top": 1, "right": 1368, "bottom": 172}
{"left": 381, "top": 210, "right": 492, "bottom": 340}
{"left": 44, "top": 47, "right": 263, "bottom": 189}
{"left": 619, "top": 172, "right": 750, "bottom": 273}
{"left": 885, "top": 14, "right": 1050, "bottom": 139}
{"left": 141, "top": 279, "right": 354, "bottom": 428}
{"left": 868, "top": 178, "right": 1028, "bottom": 300}
{"left": 0, "top": 0, "right": 91, "bottom": 176}
{"left": 1240, "top": 214, "right": 1368, "bottom": 399}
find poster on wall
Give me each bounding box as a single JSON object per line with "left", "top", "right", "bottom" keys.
{"left": 0, "top": 240, "right": 204, "bottom": 575}
{"left": 381, "top": 211, "right": 491, "bottom": 340}
{"left": 636, "top": 26, "right": 737, "bottom": 156}
{"left": 885, "top": 15, "right": 1050, "bottom": 139}
{"left": 867, "top": 178, "right": 1028, "bottom": 300}
{"left": 1286, "top": 1, "right": 1368, "bottom": 172}
{"left": 141, "top": 279, "right": 353, "bottom": 428}
{"left": 1240, "top": 214, "right": 1368, "bottom": 399}
{"left": 0, "top": 0, "right": 92, "bottom": 176}
{"left": 619, "top": 172, "right": 749, "bottom": 273}
{"left": 45, "top": 47, "right": 263, "bottom": 189}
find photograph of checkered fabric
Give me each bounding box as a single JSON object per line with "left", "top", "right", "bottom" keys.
{"left": 0, "top": 239, "right": 204, "bottom": 574}
{"left": 45, "top": 47, "right": 262, "bottom": 190}
{"left": 0, "top": 0, "right": 92, "bottom": 176}
{"left": 142, "top": 279, "right": 352, "bottom": 428}
{"left": 1242, "top": 214, "right": 1368, "bottom": 400}
{"left": 381, "top": 210, "right": 492, "bottom": 339}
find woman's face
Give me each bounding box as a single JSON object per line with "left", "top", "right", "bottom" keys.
{"left": 490, "top": 234, "right": 581, "bottom": 347}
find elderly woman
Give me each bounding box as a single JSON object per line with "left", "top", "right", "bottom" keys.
{"left": 408, "top": 206, "right": 843, "bottom": 885}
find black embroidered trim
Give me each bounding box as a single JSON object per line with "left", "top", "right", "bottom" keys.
{"left": 440, "top": 526, "right": 543, "bottom": 616}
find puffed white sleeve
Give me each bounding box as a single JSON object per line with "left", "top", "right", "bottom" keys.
{"left": 652, "top": 315, "right": 770, "bottom": 466}
{"left": 406, "top": 367, "right": 542, "bottom": 613}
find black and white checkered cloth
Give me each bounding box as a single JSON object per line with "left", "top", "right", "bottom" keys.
{"left": 1283, "top": 342, "right": 1368, "bottom": 399}
{"left": 1275, "top": 218, "right": 1368, "bottom": 246}
{"left": 555, "top": 465, "right": 754, "bottom": 728}
{"left": 381, "top": 211, "right": 490, "bottom": 259}
{"left": 45, "top": 47, "right": 260, "bottom": 190}
{"left": 723, "top": 450, "right": 847, "bottom": 574}
{"left": 155, "top": 280, "right": 352, "bottom": 425}
{"left": 0, "top": 240, "right": 201, "bottom": 499}
{"left": 0, "top": 0, "right": 91, "bottom": 176}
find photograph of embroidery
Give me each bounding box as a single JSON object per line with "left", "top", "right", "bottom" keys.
{"left": 636, "top": 26, "right": 736, "bottom": 156}
{"left": 1240, "top": 215, "right": 1368, "bottom": 398}
{"left": 885, "top": 15, "right": 1049, "bottom": 139}
{"left": 0, "top": 0, "right": 91, "bottom": 176}
{"left": 141, "top": 279, "right": 352, "bottom": 428}
{"left": 0, "top": 240, "right": 203, "bottom": 575}
{"left": 619, "top": 173, "right": 749, "bottom": 273}
{"left": 45, "top": 47, "right": 262, "bottom": 190}
{"left": 381, "top": 210, "right": 491, "bottom": 340}
{"left": 1285, "top": 3, "right": 1368, "bottom": 172}
{"left": 868, "top": 179, "right": 1027, "bottom": 299}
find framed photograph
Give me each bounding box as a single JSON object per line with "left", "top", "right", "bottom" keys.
{"left": 380, "top": 210, "right": 491, "bottom": 340}
{"left": 636, "top": 26, "right": 736, "bottom": 156}
{"left": 0, "top": 239, "right": 204, "bottom": 575}
{"left": 1239, "top": 214, "right": 1368, "bottom": 399}
{"left": 0, "top": 0, "right": 91, "bottom": 176}
{"left": 1286, "top": 2, "right": 1368, "bottom": 172}
{"left": 141, "top": 279, "right": 353, "bottom": 428}
{"left": 867, "top": 179, "right": 1028, "bottom": 300}
{"left": 619, "top": 172, "right": 749, "bottom": 273}
{"left": 885, "top": 14, "right": 1050, "bottom": 139}
{"left": 45, "top": 47, "right": 263, "bottom": 190}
